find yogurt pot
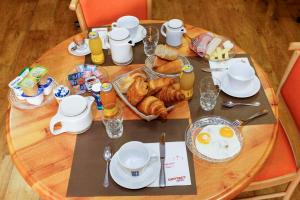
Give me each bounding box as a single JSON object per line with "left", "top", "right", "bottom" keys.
{"left": 39, "top": 77, "right": 54, "bottom": 95}
{"left": 9, "top": 76, "right": 26, "bottom": 100}
{"left": 22, "top": 87, "right": 44, "bottom": 106}
{"left": 54, "top": 85, "right": 70, "bottom": 103}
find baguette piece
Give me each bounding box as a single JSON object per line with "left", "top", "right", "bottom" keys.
{"left": 153, "top": 59, "right": 183, "bottom": 74}
{"left": 155, "top": 44, "right": 178, "bottom": 61}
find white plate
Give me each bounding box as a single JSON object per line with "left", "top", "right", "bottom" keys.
{"left": 185, "top": 117, "right": 243, "bottom": 163}
{"left": 220, "top": 75, "right": 261, "bottom": 98}
{"left": 68, "top": 39, "right": 91, "bottom": 56}
{"left": 109, "top": 151, "right": 160, "bottom": 189}
{"left": 132, "top": 25, "right": 146, "bottom": 44}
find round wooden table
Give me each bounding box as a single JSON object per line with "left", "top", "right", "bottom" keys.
{"left": 6, "top": 21, "right": 278, "bottom": 200}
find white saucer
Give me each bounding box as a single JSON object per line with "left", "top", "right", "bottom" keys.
{"left": 109, "top": 151, "right": 160, "bottom": 189}
{"left": 68, "top": 39, "right": 91, "bottom": 56}
{"left": 220, "top": 75, "right": 261, "bottom": 98}
{"left": 132, "top": 25, "right": 146, "bottom": 44}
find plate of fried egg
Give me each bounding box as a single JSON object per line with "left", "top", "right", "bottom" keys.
{"left": 185, "top": 117, "right": 243, "bottom": 162}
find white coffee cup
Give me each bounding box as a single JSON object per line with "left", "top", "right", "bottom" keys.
{"left": 112, "top": 16, "right": 139, "bottom": 39}
{"left": 117, "top": 141, "right": 157, "bottom": 177}
{"left": 227, "top": 61, "right": 255, "bottom": 90}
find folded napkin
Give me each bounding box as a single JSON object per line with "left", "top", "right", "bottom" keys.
{"left": 91, "top": 28, "right": 109, "bottom": 49}
{"left": 145, "top": 142, "right": 192, "bottom": 187}
{"left": 209, "top": 57, "right": 252, "bottom": 85}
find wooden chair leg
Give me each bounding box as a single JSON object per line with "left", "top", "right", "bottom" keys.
{"left": 75, "top": 2, "right": 88, "bottom": 32}
{"left": 283, "top": 169, "right": 300, "bottom": 200}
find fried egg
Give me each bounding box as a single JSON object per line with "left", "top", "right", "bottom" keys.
{"left": 194, "top": 125, "right": 241, "bottom": 160}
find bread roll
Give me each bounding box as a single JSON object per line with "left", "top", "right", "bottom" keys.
{"left": 153, "top": 56, "right": 169, "bottom": 67}
{"left": 153, "top": 59, "right": 183, "bottom": 74}
{"left": 155, "top": 45, "right": 178, "bottom": 61}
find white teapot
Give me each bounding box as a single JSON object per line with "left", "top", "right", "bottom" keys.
{"left": 49, "top": 95, "right": 94, "bottom": 135}
{"left": 108, "top": 27, "right": 135, "bottom": 65}
{"left": 161, "top": 19, "right": 186, "bottom": 47}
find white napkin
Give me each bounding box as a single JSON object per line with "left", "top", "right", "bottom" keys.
{"left": 145, "top": 142, "right": 192, "bottom": 187}
{"left": 91, "top": 28, "right": 109, "bottom": 49}
{"left": 209, "top": 57, "right": 252, "bottom": 85}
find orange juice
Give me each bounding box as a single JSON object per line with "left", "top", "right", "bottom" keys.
{"left": 180, "top": 65, "right": 195, "bottom": 100}
{"left": 88, "top": 32, "right": 104, "bottom": 65}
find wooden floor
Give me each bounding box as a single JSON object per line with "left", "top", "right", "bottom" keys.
{"left": 0, "top": 0, "right": 300, "bottom": 199}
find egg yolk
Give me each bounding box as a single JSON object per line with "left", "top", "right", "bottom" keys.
{"left": 219, "top": 126, "right": 234, "bottom": 138}
{"left": 197, "top": 132, "right": 211, "bottom": 144}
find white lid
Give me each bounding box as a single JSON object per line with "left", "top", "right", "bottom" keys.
{"left": 168, "top": 19, "right": 183, "bottom": 29}
{"left": 60, "top": 95, "right": 87, "bottom": 117}
{"left": 109, "top": 28, "right": 129, "bottom": 41}
{"left": 91, "top": 82, "right": 101, "bottom": 92}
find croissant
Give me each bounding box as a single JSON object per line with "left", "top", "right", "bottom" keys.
{"left": 153, "top": 59, "right": 183, "bottom": 74}
{"left": 137, "top": 96, "right": 168, "bottom": 119}
{"left": 148, "top": 77, "right": 177, "bottom": 95}
{"left": 155, "top": 87, "right": 185, "bottom": 106}
{"left": 119, "top": 71, "right": 148, "bottom": 93}
{"left": 136, "top": 96, "right": 158, "bottom": 115}
{"left": 126, "top": 77, "right": 148, "bottom": 106}
{"left": 155, "top": 44, "right": 178, "bottom": 61}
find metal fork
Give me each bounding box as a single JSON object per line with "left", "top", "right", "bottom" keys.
{"left": 232, "top": 109, "right": 269, "bottom": 127}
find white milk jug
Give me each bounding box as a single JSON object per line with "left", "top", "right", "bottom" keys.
{"left": 161, "top": 19, "right": 186, "bottom": 47}
{"left": 49, "top": 95, "right": 94, "bottom": 135}
{"left": 108, "top": 27, "right": 135, "bottom": 65}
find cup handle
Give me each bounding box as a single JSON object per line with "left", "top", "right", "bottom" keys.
{"left": 49, "top": 114, "right": 66, "bottom": 135}
{"left": 160, "top": 22, "right": 167, "bottom": 37}
{"left": 181, "top": 27, "right": 186, "bottom": 33}
{"left": 111, "top": 22, "right": 118, "bottom": 29}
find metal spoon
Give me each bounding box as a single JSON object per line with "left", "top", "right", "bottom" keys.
{"left": 103, "top": 145, "right": 112, "bottom": 188}
{"left": 222, "top": 101, "right": 261, "bottom": 108}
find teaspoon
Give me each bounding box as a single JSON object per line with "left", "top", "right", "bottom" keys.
{"left": 222, "top": 101, "right": 261, "bottom": 108}
{"left": 103, "top": 145, "right": 112, "bottom": 188}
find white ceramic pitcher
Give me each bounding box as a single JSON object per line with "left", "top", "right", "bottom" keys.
{"left": 49, "top": 95, "right": 94, "bottom": 135}
{"left": 108, "top": 27, "right": 135, "bottom": 65}
{"left": 161, "top": 19, "right": 186, "bottom": 47}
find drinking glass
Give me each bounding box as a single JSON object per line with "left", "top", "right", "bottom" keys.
{"left": 199, "top": 76, "right": 220, "bottom": 111}
{"left": 102, "top": 105, "right": 123, "bottom": 139}
{"left": 142, "top": 26, "right": 159, "bottom": 56}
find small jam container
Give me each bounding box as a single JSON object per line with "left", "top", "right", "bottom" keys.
{"left": 39, "top": 77, "right": 54, "bottom": 95}
{"left": 22, "top": 87, "right": 44, "bottom": 106}
{"left": 54, "top": 85, "right": 70, "bottom": 103}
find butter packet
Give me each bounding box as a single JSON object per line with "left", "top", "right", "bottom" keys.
{"left": 29, "top": 66, "right": 48, "bottom": 79}
{"left": 19, "top": 77, "right": 39, "bottom": 96}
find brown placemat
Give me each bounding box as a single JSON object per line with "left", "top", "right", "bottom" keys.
{"left": 67, "top": 119, "right": 197, "bottom": 197}
{"left": 188, "top": 55, "right": 276, "bottom": 124}
{"left": 85, "top": 23, "right": 165, "bottom": 66}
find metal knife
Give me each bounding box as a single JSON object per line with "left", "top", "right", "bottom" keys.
{"left": 200, "top": 67, "right": 228, "bottom": 73}
{"left": 159, "top": 132, "right": 166, "bottom": 188}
